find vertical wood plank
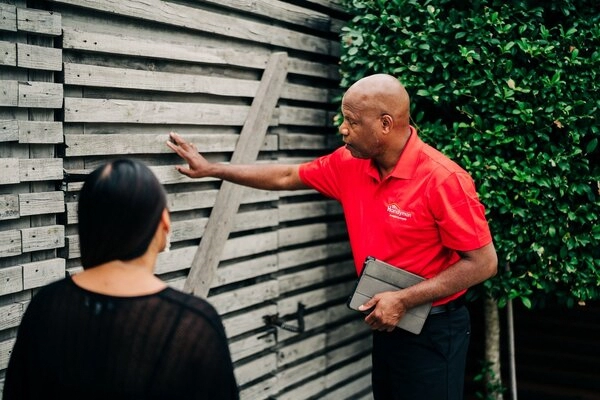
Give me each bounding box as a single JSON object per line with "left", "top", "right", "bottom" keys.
{"left": 183, "top": 52, "right": 288, "bottom": 296}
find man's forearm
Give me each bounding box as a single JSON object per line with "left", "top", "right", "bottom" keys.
{"left": 211, "top": 163, "right": 307, "bottom": 191}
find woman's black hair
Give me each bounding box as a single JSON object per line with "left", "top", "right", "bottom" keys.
{"left": 78, "top": 159, "right": 167, "bottom": 269}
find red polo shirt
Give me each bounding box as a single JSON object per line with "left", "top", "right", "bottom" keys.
{"left": 298, "top": 127, "right": 493, "bottom": 305}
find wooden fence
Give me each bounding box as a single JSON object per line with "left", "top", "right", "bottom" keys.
{"left": 0, "top": 0, "right": 374, "bottom": 398}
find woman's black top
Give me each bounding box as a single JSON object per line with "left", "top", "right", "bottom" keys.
{"left": 3, "top": 277, "right": 239, "bottom": 399}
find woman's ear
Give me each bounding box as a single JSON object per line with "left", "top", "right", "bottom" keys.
{"left": 161, "top": 208, "right": 171, "bottom": 233}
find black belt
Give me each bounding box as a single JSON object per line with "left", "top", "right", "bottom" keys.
{"left": 429, "top": 297, "right": 465, "bottom": 315}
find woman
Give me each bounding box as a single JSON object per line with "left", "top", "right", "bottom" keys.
{"left": 4, "top": 159, "right": 239, "bottom": 399}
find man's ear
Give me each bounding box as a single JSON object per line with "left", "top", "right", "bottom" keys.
{"left": 381, "top": 114, "right": 393, "bottom": 134}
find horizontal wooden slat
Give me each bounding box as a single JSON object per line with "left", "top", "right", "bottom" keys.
{"left": 0, "top": 41, "right": 16, "bottom": 66}
{"left": 210, "top": 280, "right": 279, "bottom": 315}
{"left": 0, "top": 120, "right": 19, "bottom": 142}
{"left": 221, "top": 304, "right": 277, "bottom": 338}
{"left": 0, "top": 194, "right": 19, "bottom": 220}
{"left": 19, "top": 158, "right": 63, "bottom": 182}
{"left": 277, "top": 280, "right": 354, "bottom": 316}
{"left": 279, "top": 334, "right": 327, "bottom": 367}
{"left": 19, "top": 191, "right": 64, "bottom": 216}
{"left": 64, "top": 63, "right": 256, "bottom": 96}
{"left": 0, "top": 158, "right": 20, "bottom": 185}
{"left": 0, "top": 338, "right": 16, "bottom": 370}
{"left": 234, "top": 353, "right": 277, "bottom": 387}
{"left": 229, "top": 332, "right": 273, "bottom": 362}
{"left": 277, "top": 242, "right": 352, "bottom": 271}
{"left": 61, "top": 27, "right": 338, "bottom": 80}
{"left": 21, "top": 224, "right": 65, "bottom": 253}
{"left": 276, "top": 356, "right": 326, "bottom": 392}
{"left": 50, "top": 0, "right": 334, "bottom": 55}
{"left": 0, "top": 266, "right": 23, "bottom": 295}
{"left": 22, "top": 258, "right": 65, "bottom": 290}
{"left": 63, "top": 98, "right": 277, "bottom": 125}
{"left": 64, "top": 132, "right": 278, "bottom": 156}
{"left": 18, "top": 120, "right": 63, "bottom": 144}
{"left": 0, "top": 4, "right": 17, "bottom": 32}
{"left": 1, "top": 81, "right": 63, "bottom": 108}
{"left": 279, "top": 200, "right": 343, "bottom": 223}
{"left": 16, "top": 43, "right": 62, "bottom": 71}
{"left": 63, "top": 63, "right": 330, "bottom": 102}
{"left": 16, "top": 8, "right": 61, "bottom": 36}
{"left": 322, "top": 368, "right": 372, "bottom": 400}
{"left": 0, "top": 230, "right": 21, "bottom": 258}
{"left": 279, "top": 105, "right": 331, "bottom": 127}
{"left": 202, "top": 0, "right": 338, "bottom": 33}
{"left": 0, "top": 80, "right": 18, "bottom": 107}
{"left": 0, "top": 302, "right": 25, "bottom": 331}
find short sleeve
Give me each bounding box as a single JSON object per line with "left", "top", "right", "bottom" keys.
{"left": 429, "top": 172, "right": 493, "bottom": 251}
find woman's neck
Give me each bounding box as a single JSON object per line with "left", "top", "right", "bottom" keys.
{"left": 72, "top": 258, "right": 166, "bottom": 297}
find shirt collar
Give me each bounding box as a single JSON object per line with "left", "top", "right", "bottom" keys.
{"left": 367, "top": 126, "right": 423, "bottom": 181}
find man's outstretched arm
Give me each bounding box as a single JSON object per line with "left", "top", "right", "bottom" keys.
{"left": 166, "top": 131, "right": 308, "bottom": 191}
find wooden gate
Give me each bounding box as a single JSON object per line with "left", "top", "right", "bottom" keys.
{"left": 0, "top": 1, "right": 373, "bottom": 399}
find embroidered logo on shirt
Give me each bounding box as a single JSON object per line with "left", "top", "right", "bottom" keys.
{"left": 387, "top": 203, "right": 412, "bottom": 221}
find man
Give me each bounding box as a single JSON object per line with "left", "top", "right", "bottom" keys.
{"left": 167, "top": 73, "right": 498, "bottom": 400}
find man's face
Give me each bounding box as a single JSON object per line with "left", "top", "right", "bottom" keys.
{"left": 338, "top": 95, "right": 382, "bottom": 159}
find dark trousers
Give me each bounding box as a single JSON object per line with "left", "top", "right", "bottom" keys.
{"left": 371, "top": 305, "right": 471, "bottom": 400}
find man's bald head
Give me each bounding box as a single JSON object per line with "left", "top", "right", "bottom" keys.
{"left": 343, "top": 74, "right": 410, "bottom": 127}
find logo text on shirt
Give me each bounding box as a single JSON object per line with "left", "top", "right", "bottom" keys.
{"left": 387, "top": 203, "right": 412, "bottom": 221}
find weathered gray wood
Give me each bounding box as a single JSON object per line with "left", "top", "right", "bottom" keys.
{"left": 209, "top": 280, "right": 279, "bottom": 315}
{"left": 279, "top": 200, "right": 343, "bottom": 222}
{"left": 16, "top": 43, "right": 62, "bottom": 71}
{"left": 18, "top": 191, "right": 64, "bottom": 216}
{"left": 49, "top": 0, "right": 332, "bottom": 55}
{"left": 238, "top": 376, "right": 278, "bottom": 400}
{"left": 64, "top": 63, "right": 257, "bottom": 96}
{"left": 277, "top": 280, "right": 353, "bottom": 316}
{"left": 17, "top": 81, "right": 63, "bottom": 108}
{"left": 0, "top": 230, "right": 21, "bottom": 258}
{"left": 0, "top": 338, "right": 16, "bottom": 370}
{"left": 0, "top": 266, "right": 23, "bottom": 296}
{"left": 18, "top": 120, "right": 63, "bottom": 143}
{"left": 63, "top": 98, "right": 268, "bottom": 125}
{"left": 63, "top": 63, "right": 329, "bottom": 102}
{"left": 276, "top": 356, "right": 326, "bottom": 392}
{"left": 0, "top": 158, "right": 20, "bottom": 184}
{"left": 278, "top": 375, "right": 326, "bottom": 400}
{"left": 234, "top": 353, "right": 278, "bottom": 387}
{"left": 229, "top": 333, "right": 273, "bottom": 362}
{"left": 326, "top": 335, "right": 371, "bottom": 366}
{"left": 20, "top": 224, "right": 65, "bottom": 253}
{"left": 183, "top": 52, "right": 288, "bottom": 296}
{"left": 278, "top": 221, "right": 347, "bottom": 247}
{"left": 279, "top": 133, "right": 333, "bottom": 150}
{"left": 22, "top": 258, "right": 65, "bottom": 290}
{"left": 0, "top": 120, "right": 19, "bottom": 142}
{"left": 221, "top": 231, "right": 278, "bottom": 262}
{"left": 16, "top": 8, "right": 61, "bottom": 36}
{"left": 0, "top": 41, "right": 16, "bottom": 66}
{"left": 221, "top": 304, "right": 277, "bottom": 338}
{"left": 19, "top": 158, "right": 62, "bottom": 182}
{"left": 323, "top": 367, "right": 372, "bottom": 400}
{"left": 278, "top": 242, "right": 351, "bottom": 271}
{"left": 0, "top": 194, "right": 19, "bottom": 220}
{"left": 0, "top": 80, "right": 18, "bottom": 107}
{"left": 0, "top": 4, "right": 17, "bottom": 32}
{"left": 0, "top": 303, "right": 24, "bottom": 331}
{"left": 206, "top": 0, "right": 334, "bottom": 33}
{"left": 64, "top": 133, "right": 278, "bottom": 156}
{"left": 279, "top": 105, "right": 330, "bottom": 127}
{"left": 60, "top": 26, "right": 337, "bottom": 79}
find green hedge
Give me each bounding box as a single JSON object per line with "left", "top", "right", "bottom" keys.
{"left": 339, "top": 0, "right": 600, "bottom": 308}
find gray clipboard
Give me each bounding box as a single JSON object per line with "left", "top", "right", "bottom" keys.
{"left": 347, "top": 256, "right": 432, "bottom": 334}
